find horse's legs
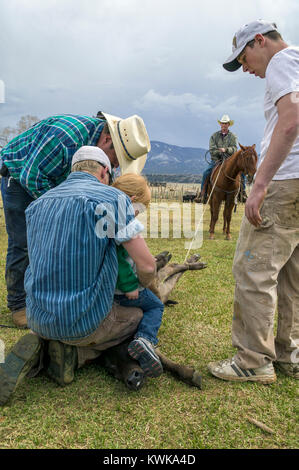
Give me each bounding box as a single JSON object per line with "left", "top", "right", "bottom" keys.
{"left": 223, "top": 205, "right": 227, "bottom": 234}
{"left": 209, "top": 196, "right": 215, "bottom": 235}
{"left": 209, "top": 196, "right": 222, "bottom": 240}
{"left": 224, "top": 198, "right": 234, "bottom": 240}
{"left": 223, "top": 197, "right": 229, "bottom": 234}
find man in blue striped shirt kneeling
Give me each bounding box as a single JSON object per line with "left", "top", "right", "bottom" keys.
{"left": 0, "top": 141, "right": 158, "bottom": 405}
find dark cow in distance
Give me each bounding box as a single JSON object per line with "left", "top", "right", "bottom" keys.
{"left": 182, "top": 193, "right": 197, "bottom": 203}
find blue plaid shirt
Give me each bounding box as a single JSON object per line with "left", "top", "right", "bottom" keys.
{"left": 0, "top": 114, "right": 105, "bottom": 199}
{"left": 24, "top": 172, "right": 144, "bottom": 341}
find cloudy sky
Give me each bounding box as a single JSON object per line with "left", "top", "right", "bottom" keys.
{"left": 1, "top": 0, "right": 298, "bottom": 152}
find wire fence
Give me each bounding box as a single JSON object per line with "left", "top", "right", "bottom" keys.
{"left": 149, "top": 182, "right": 201, "bottom": 203}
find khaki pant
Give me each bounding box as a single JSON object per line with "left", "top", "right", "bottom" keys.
{"left": 232, "top": 179, "right": 299, "bottom": 369}
{"left": 64, "top": 303, "right": 143, "bottom": 368}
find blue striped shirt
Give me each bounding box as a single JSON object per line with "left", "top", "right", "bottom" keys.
{"left": 24, "top": 172, "right": 144, "bottom": 341}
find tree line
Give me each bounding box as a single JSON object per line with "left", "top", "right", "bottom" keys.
{"left": 0, "top": 115, "right": 39, "bottom": 149}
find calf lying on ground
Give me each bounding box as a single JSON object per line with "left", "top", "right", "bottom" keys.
{"left": 98, "top": 252, "right": 207, "bottom": 390}
{"left": 98, "top": 339, "right": 203, "bottom": 390}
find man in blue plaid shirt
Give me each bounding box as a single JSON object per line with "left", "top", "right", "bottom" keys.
{"left": 0, "top": 112, "right": 150, "bottom": 328}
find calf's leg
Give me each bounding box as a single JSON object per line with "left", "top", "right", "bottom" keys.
{"left": 155, "top": 251, "right": 172, "bottom": 271}
{"left": 156, "top": 349, "right": 202, "bottom": 389}
{"left": 151, "top": 255, "right": 207, "bottom": 304}
{"left": 98, "top": 340, "right": 202, "bottom": 391}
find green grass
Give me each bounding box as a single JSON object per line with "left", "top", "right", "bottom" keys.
{"left": 0, "top": 199, "right": 298, "bottom": 449}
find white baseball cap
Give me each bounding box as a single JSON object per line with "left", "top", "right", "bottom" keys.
{"left": 223, "top": 20, "right": 278, "bottom": 72}
{"left": 71, "top": 146, "right": 112, "bottom": 174}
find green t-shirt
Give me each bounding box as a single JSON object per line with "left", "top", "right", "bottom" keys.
{"left": 115, "top": 245, "right": 139, "bottom": 293}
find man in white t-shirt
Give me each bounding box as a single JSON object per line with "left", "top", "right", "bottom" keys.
{"left": 208, "top": 20, "right": 299, "bottom": 383}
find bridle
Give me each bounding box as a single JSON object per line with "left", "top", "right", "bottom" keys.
{"left": 223, "top": 148, "right": 255, "bottom": 183}
{"left": 212, "top": 148, "right": 255, "bottom": 195}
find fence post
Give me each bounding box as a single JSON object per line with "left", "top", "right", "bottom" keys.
{"left": 0, "top": 339, "right": 5, "bottom": 363}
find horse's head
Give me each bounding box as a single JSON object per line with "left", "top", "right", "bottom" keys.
{"left": 238, "top": 144, "right": 258, "bottom": 181}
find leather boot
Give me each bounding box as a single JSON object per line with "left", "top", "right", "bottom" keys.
{"left": 11, "top": 308, "right": 28, "bottom": 329}
{"left": 46, "top": 341, "right": 78, "bottom": 386}
{"left": 0, "top": 334, "right": 43, "bottom": 405}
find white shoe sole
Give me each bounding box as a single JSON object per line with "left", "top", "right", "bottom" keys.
{"left": 208, "top": 363, "right": 276, "bottom": 384}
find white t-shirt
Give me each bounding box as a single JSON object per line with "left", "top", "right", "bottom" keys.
{"left": 259, "top": 46, "right": 299, "bottom": 180}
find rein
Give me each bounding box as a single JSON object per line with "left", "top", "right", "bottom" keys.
{"left": 224, "top": 173, "right": 239, "bottom": 183}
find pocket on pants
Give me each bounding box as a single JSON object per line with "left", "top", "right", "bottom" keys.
{"left": 258, "top": 196, "right": 275, "bottom": 230}
{"left": 233, "top": 216, "right": 275, "bottom": 276}
{"left": 3, "top": 177, "right": 23, "bottom": 195}
{"left": 274, "top": 185, "right": 299, "bottom": 229}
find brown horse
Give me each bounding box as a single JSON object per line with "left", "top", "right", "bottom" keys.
{"left": 207, "top": 144, "right": 258, "bottom": 240}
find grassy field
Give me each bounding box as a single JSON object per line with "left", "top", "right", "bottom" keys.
{"left": 0, "top": 198, "right": 298, "bottom": 450}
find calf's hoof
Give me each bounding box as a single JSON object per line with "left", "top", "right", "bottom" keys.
{"left": 155, "top": 251, "right": 171, "bottom": 261}
{"left": 208, "top": 234, "right": 215, "bottom": 240}
{"left": 225, "top": 234, "right": 232, "bottom": 240}
{"left": 186, "top": 254, "right": 201, "bottom": 264}
{"left": 155, "top": 251, "right": 172, "bottom": 270}
{"left": 192, "top": 371, "right": 203, "bottom": 389}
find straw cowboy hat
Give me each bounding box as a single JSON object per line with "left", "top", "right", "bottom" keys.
{"left": 101, "top": 112, "right": 151, "bottom": 175}
{"left": 218, "top": 114, "right": 234, "bottom": 126}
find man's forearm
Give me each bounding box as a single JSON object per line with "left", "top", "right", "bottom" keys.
{"left": 122, "top": 235, "right": 156, "bottom": 274}
{"left": 136, "top": 265, "right": 157, "bottom": 288}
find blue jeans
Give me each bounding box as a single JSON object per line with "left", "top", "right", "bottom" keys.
{"left": 114, "top": 288, "right": 164, "bottom": 345}
{"left": 1, "top": 176, "right": 34, "bottom": 311}
{"left": 201, "top": 162, "right": 216, "bottom": 190}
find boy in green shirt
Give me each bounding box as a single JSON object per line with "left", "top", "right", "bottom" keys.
{"left": 113, "top": 174, "right": 164, "bottom": 378}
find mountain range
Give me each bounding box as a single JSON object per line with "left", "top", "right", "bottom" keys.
{"left": 143, "top": 141, "right": 209, "bottom": 176}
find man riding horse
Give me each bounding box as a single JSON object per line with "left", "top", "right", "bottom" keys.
{"left": 200, "top": 115, "right": 246, "bottom": 203}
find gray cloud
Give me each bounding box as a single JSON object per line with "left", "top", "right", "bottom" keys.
{"left": 0, "top": 0, "right": 298, "bottom": 151}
